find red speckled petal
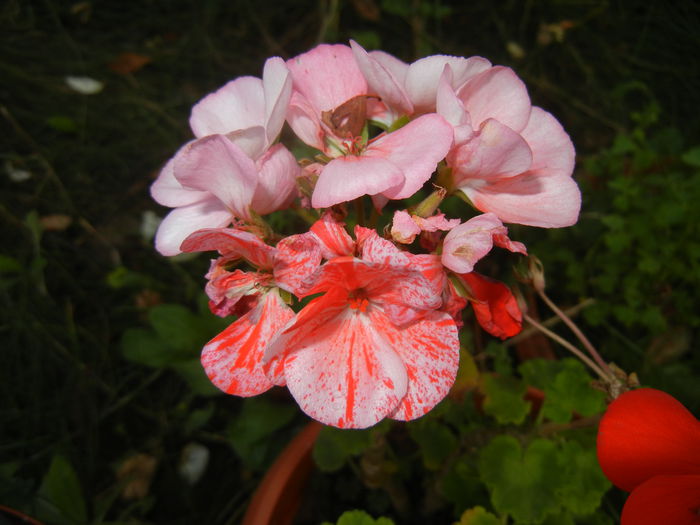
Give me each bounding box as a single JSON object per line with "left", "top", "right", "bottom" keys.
{"left": 201, "top": 290, "right": 294, "bottom": 396}
{"left": 383, "top": 310, "right": 459, "bottom": 421}
{"left": 597, "top": 388, "right": 700, "bottom": 492}
{"left": 181, "top": 227, "right": 275, "bottom": 269}
{"left": 273, "top": 232, "right": 322, "bottom": 296}
{"left": 309, "top": 212, "right": 355, "bottom": 259}
{"left": 283, "top": 309, "right": 408, "bottom": 429}
{"left": 621, "top": 475, "right": 700, "bottom": 525}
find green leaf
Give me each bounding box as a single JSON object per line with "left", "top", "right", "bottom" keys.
{"left": 481, "top": 374, "right": 530, "bottom": 425}
{"left": 456, "top": 506, "right": 501, "bottom": 525}
{"left": 408, "top": 418, "right": 458, "bottom": 470}
{"left": 312, "top": 425, "right": 374, "bottom": 472}
{"left": 170, "top": 360, "right": 221, "bottom": 396}
{"left": 332, "top": 509, "right": 395, "bottom": 525}
{"left": 121, "top": 328, "right": 176, "bottom": 367}
{"left": 148, "top": 304, "right": 204, "bottom": 353}
{"left": 0, "top": 254, "right": 22, "bottom": 273}
{"left": 681, "top": 146, "right": 700, "bottom": 167}
{"left": 38, "top": 455, "right": 87, "bottom": 524}
{"left": 557, "top": 440, "right": 611, "bottom": 516}
{"left": 478, "top": 436, "right": 564, "bottom": 523}
{"left": 543, "top": 360, "right": 606, "bottom": 423}
{"left": 227, "top": 397, "right": 296, "bottom": 469}
{"left": 46, "top": 115, "right": 78, "bottom": 133}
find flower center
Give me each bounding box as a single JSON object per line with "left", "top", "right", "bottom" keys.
{"left": 348, "top": 288, "right": 370, "bottom": 313}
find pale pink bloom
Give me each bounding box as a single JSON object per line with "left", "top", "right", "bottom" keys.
{"left": 441, "top": 213, "right": 526, "bottom": 274}
{"left": 151, "top": 57, "right": 300, "bottom": 256}
{"left": 350, "top": 40, "right": 492, "bottom": 122}
{"left": 391, "top": 210, "right": 460, "bottom": 244}
{"left": 180, "top": 227, "right": 321, "bottom": 396}
{"left": 264, "top": 227, "right": 459, "bottom": 429}
{"left": 285, "top": 44, "right": 453, "bottom": 208}
{"left": 436, "top": 65, "right": 581, "bottom": 228}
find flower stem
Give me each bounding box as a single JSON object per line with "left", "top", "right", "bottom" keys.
{"left": 536, "top": 289, "right": 614, "bottom": 378}
{"left": 524, "top": 313, "right": 609, "bottom": 381}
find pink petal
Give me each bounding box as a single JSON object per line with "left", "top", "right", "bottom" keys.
{"left": 405, "top": 55, "right": 491, "bottom": 113}
{"left": 282, "top": 309, "right": 408, "bottom": 428}
{"left": 621, "top": 475, "right": 700, "bottom": 525}
{"left": 461, "top": 172, "right": 582, "bottom": 228}
{"left": 385, "top": 309, "right": 459, "bottom": 421}
{"left": 273, "top": 232, "right": 323, "bottom": 296}
{"left": 391, "top": 210, "right": 422, "bottom": 244}
{"left": 370, "top": 114, "right": 453, "bottom": 200}
{"left": 521, "top": 106, "right": 575, "bottom": 178}
{"left": 286, "top": 44, "right": 367, "bottom": 113}
{"left": 174, "top": 135, "right": 258, "bottom": 220}
{"left": 286, "top": 91, "right": 325, "bottom": 151}
{"left": 448, "top": 118, "right": 533, "bottom": 185}
{"left": 457, "top": 66, "right": 531, "bottom": 132}
{"left": 414, "top": 213, "right": 461, "bottom": 232}
{"left": 189, "top": 77, "right": 265, "bottom": 138}
{"left": 350, "top": 40, "right": 413, "bottom": 115}
{"left": 154, "top": 199, "right": 232, "bottom": 256}
{"left": 369, "top": 50, "right": 409, "bottom": 87}
{"left": 435, "top": 65, "right": 470, "bottom": 128}
{"left": 262, "top": 56, "right": 293, "bottom": 145}
{"left": 251, "top": 143, "right": 300, "bottom": 215}
{"left": 442, "top": 213, "right": 506, "bottom": 274}
{"left": 201, "top": 290, "right": 293, "bottom": 396}
{"left": 180, "top": 227, "right": 275, "bottom": 269}
{"left": 311, "top": 155, "right": 404, "bottom": 208}
{"left": 309, "top": 212, "right": 355, "bottom": 259}
{"left": 150, "top": 154, "right": 210, "bottom": 208}
{"left": 225, "top": 126, "right": 267, "bottom": 160}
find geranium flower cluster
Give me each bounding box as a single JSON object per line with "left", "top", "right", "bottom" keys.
{"left": 151, "top": 42, "right": 580, "bottom": 429}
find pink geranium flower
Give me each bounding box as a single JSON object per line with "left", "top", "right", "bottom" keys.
{"left": 597, "top": 388, "right": 700, "bottom": 525}
{"left": 263, "top": 224, "right": 460, "bottom": 429}
{"left": 151, "top": 57, "right": 299, "bottom": 255}
{"left": 285, "top": 44, "right": 453, "bottom": 209}
{"left": 180, "top": 228, "right": 321, "bottom": 396}
{"left": 436, "top": 65, "right": 581, "bottom": 228}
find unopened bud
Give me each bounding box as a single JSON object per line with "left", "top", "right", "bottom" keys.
{"left": 528, "top": 255, "right": 546, "bottom": 292}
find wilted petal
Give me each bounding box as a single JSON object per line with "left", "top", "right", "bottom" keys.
{"left": 391, "top": 210, "right": 421, "bottom": 244}
{"left": 370, "top": 114, "right": 453, "bottom": 200}
{"left": 154, "top": 199, "right": 232, "bottom": 256}
{"left": 174, "top": 135, "right": 258, "bottom": 221}
{"left": 189, "top": 77, "right": 265, "bottom": 138}
{"left": 201, "top": 290, "right": 293, "bottom": 396}
{"left": 457, "top": 66, "right": 531, "bottom": 132}
{"left": 458, "top": 272, "right": 522, "bottom": 339}
{"left": 282, "top": 309, "right": 408, "bottom": 428}
{"left": 312, "top": 155, "right": 404, "bottom": 208}
{"left": 205, "top": 266, "right": 269, "bottom": 318}
{"left": 383, "top": 310, "right": 459, "bottom": 421}
{"left": 621, "top": 475, "right": 700, "bottom": 525}
{"left": 181, "top": 227, "right": 275, "bottom": 269}
{"left": 597, "top": 388, "right": 700, "bottom": 493}
{"left": 273, "top": 232, "right": 323, "bottom": 296}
